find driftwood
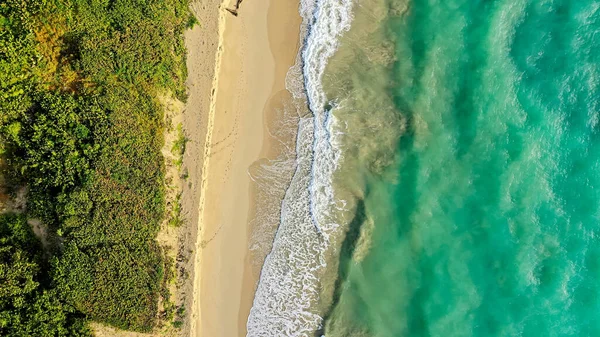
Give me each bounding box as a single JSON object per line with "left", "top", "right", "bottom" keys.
{"left": 226, "top": 0, "right": 243, "bottom": 16}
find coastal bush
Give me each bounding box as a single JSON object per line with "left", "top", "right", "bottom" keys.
{"left": 0, "top": 0, "right": 192, "bottom": 332}
{"left": 0, "top": 214, "right": 91, "bottom": 337}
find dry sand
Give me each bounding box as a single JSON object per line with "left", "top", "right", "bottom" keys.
{"left": 185, "top": 0, "right": 301, "bottom": 336}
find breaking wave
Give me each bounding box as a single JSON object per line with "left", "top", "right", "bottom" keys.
{"left": 246, "top": 0, "right": 354, "bottom": 336}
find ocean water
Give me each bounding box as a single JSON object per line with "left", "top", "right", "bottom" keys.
{"left": 248, "top": 0, "right": 600, "bottom": 336}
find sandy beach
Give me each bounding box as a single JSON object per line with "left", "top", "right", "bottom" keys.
{"left": 183, "top": 0, "right": 301, "bottom": 336}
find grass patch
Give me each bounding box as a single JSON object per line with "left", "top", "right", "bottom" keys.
{"left": 172, "top": 123, "right": 188, "bottom": 170}
{"left": 168, "top": 193, "right": 184, "bottom": 228}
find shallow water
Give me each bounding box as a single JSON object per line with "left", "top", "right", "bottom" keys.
{"left": 321, "top": 0, "right": 600, "bottom": 336}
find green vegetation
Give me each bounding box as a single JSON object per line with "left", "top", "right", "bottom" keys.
{"left": 0, "top": 214, "right": 90, "bottom": 336}
{"left": 172, "top": 320, "right": 184, "bottom": 329}
{"left": 158, "top": 254, "right": 176, "bottom": 323}
{"left": 168, "top": 193, "right": 184, "bottom": 228}
{"left": 186, "top": 13, "right": 200, "bottom": 29}
{"left": 172, "top": 123, "right": 188, "bottom": 170}
{"left": 0, "top": 0, "right": 192, "bottom": 334}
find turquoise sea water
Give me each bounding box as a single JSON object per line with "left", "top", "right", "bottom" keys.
{"left": 322, "top": 0, "right": 600, "bottom": 336}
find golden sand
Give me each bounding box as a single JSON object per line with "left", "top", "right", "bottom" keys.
{"left": 187, "top": 0, "right": 301, "bottom": 336}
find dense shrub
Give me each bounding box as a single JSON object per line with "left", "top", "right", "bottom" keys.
{"left": 0, "top": 214, "right": 91, "bottom": 337}
{"left": 0, "top": 0, "right": 191, "bottom": 332}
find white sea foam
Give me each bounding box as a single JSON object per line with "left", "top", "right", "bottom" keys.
{"left": 246, "top": 0, "right": 354, "bottom": 336}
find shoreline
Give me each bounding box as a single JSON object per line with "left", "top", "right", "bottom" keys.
{"left": 184, "top": 0, "right": 302, "bottom": 336}
{"left": 243, "top": 0, "right": 303, "bottom": 330}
